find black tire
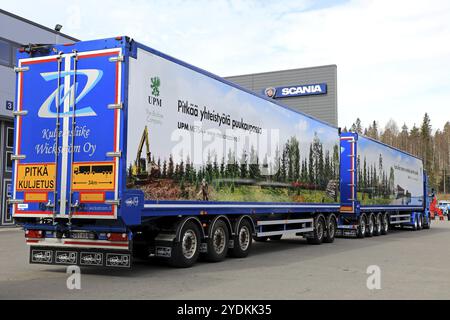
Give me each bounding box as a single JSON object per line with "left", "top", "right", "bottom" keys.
{"left": 204, "top": 219, "right": 229, "bottom": 262}
{"left": 423, "top": 215, "right": 431, "bottom": 229}
{"left": 269, "top": 235, "right": 283, "bottom": 241}
{"left": 417, "top": 214, "right": 423, "bottom": 230}
{"left": 307, "top": 215, "right": 325, "bottom": 245}
{"left": 168, "top": 220, "right": 201, "bottom": 268}
{"left": 412, "top": 215, "right": 418, "bottom": 231}
{"left": 366, "top": 214, "right": 375, "bottom": 237}
{"left": 253, "top": 236, "right": 269, "bottom": 242}
{"left": 381, "top": 213, "right": 389, "bottom": 235}
{"left": 373, "top": 213, "right": 382, "bottom": 236}
{"left": 229, "top": 219, "right": 253, "bottom": 258}
{"left": 356, "top": 214, "right": 367, "bottom": 238}
{"left": 323, "top": 214, "right": 337, "bottom": 243}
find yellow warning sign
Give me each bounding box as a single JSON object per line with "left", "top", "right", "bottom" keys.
{"left": 24, "top": 192, "right": 48, "bottom": 202}
{"left": 16, "top": 163, "right": 56, "bottom": 191}
{"left": 72, "top": 162, "right": 115, "bottom": 191}
{"left": 80, "top": 192, "right": 105, "bottom": 203}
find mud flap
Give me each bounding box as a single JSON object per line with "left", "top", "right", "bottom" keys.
{"left": 30, "top": 246, "right": 132, "bottom": 268}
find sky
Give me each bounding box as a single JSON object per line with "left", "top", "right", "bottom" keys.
{"left": 2, "top": 0, "right": 449, "bottom": 132}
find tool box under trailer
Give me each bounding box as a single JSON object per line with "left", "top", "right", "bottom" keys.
{"left": 9, "top": 36, "right": 430, "bottom": 269}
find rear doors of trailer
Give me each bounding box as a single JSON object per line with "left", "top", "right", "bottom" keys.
{"left": 12, "top": 47, "right": 124, "bottom": 220}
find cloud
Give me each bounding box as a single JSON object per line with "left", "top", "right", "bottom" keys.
{"left": 2, "top": 0, "right": 449, "bottom": 130}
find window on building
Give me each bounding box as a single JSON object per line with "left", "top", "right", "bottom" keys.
{"left": 6, "top": 127, "right": 14, "bottom": 148}
{"left": 5, "top": 151, "right": 12, "bottom": 172}
{"left": 0, "top": 39, "right": 11, "bottom": 66}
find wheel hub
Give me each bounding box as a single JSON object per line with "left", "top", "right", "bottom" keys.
{"left": 239, "top": 226, "right": 250, "bottom": 251}
{"left": 182, "top": 229, "right": 197, "bottom": 259}
{"left": 213, "top": 227, "right": 226, "bottom": 254}
{"left": 328, "top": 220, "right": 335, "bottom": 238}
{"left": 317, "top": 222, "right": 324, "bottom": 239}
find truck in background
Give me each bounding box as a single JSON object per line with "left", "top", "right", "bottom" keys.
{"left": 9, "top": 37, "right": 431, "bottom": 269}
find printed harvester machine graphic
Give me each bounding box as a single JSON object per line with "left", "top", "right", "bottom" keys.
{"left": 130, "top": 125, "right": 159, "bottom": 184}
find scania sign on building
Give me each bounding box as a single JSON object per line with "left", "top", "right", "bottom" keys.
{"left": 264, "top": 83, "right": 327, "bottom": 99}
{"left": 225, "top": 65, "right": 337, "bottom": 126}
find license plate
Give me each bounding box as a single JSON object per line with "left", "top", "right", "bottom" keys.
{"left": 156, "top": 246, "right": 172, "bottom": 258}
{"left": 70, "top": 231, "right": 96, "bottom": 240}
{"left": 106, "top": 253, "right": 131, "bottom": 268}
{"left": 55, "top": 251, "right": 78, "bottom": 264}
{"left": 31, "top": 249, "right": 53, "bottom": 263}
{"left": 80, "top": 252, "right": 103, "bottom": 266}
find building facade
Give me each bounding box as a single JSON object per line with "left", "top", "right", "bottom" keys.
{"left": 0, "top": 9, "right": 77, "bottom": 225}
{"left": 224, "top": 65, "right": 338, "bottom": 126}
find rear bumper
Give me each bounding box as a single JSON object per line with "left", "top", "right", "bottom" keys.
{"left": 30, "top": 246, "right": 132, "bottom": 268}
{"left": 26, "top": 237, "right": 129, "bottom": 250}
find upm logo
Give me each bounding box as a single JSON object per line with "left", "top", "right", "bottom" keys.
{"left": 148, "top": 76, "right": 162, "bottom": 107}
{"left": 38, "top": 69, "right": 103, "bottom": 118}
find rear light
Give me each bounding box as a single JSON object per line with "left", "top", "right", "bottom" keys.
{"left": 19, "top": 47, "right": 25, "bottom": 53}
{"left": 107, "top": 233, "right": 128, "bottom": 241}
{"left": 115, "top": 36, "right": 123, "bottom": 40}
{"left": 25, "top": 230, "right": 44, "bottom": 239}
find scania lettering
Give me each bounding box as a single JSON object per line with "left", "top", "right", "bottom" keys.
{"left": 11, "top": 37, "right": 431, "bottom": 269}
{"left": 282, "top": 85, "right": 323, "bottom": 96}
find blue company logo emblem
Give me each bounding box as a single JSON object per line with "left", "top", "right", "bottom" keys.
{"left": 125, "top": 197, "right": 139, "bottom": 207}
{"left": 38, "top": 69, "right": 103, "bottom": 118}
{"left": 263, "top": 83, "right": 327, "bottom": 98}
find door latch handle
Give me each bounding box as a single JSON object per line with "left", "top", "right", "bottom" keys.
{"left": 71, "top": 200, "right": 80, "bottom": 209}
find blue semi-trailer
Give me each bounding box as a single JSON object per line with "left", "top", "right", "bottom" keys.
{"left": 9, "top": 37, "right": 431, "bottom": 268}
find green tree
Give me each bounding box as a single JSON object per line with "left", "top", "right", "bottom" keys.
{"left": 248, "top": 145, "right": 260, "bottom": 179}
{"left": 162, "top": 159, "right": 167, "bottom": 178}
{"left": 240, "top": 150, "right": 248, "bottom": 178}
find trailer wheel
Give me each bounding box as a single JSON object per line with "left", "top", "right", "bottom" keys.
{"left": 323, "top": 214, "right": 337, "bottom": 243}
{"left": 168, "top": 220, "right": 201, "bottom": 268}
{"left": 307, "top": 215, "right": 325, "bottom": 245}
{"left": 366, "top": 214, "right": 375, "bottom": 237}
{"left": 373, "top": 213, "right": 382, "bottom": 236}
{"left": 417, "top": 214, "right": 423, "bottom": 230}
{"left": 229, "top": 219, "right": 253, "bottom": 258}
{"left": 412, "top": 215, "right": 418, "bottom": 231}
{"left": 381, "top": 213, "right": 389, "bottom": 235}
{"left": 356, "top": 214, "right": 366, "bottom": 238}
{"left": 269, "top": 235, "right": 283, "bottom": 241}
{"left": 204, "top": 219, "right": 229, "bottom": 262}
{"left": 423, "top": 215, "right": 431, "bottom": 229}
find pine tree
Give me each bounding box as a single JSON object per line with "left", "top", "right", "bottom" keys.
{"left": 333, "top": 144, "right": 339, "bottom": 180}
{"left": 168, "top": 155, "right": 174, "bottom": 178}
{"left": 156, "top": 158, "right": 161, "bottom": 178}
{"left": 162, "top": 160, "right": 167, "bottom": 178}
{"left": 274, "top": 146, "right": 281, "bottom": 181}
{"left": 240, "top": 150, "right": 248, "bottom": 178}
{"left": 206, "top": 150, "right": 213, "bottom": 181}
{"left": 179, "top": 159, "right": 185, "bottom": 180}
{"left": 185, "top": 156, "right": 191, "bottom": 182}
{"left": 280, "top": 146, "right": 287, "bottom": 182}
{"left": 421, "top": 113, "right": 433, "bottom": 183}
{"left": 213, "top": 154, "right": 219, "bottom": 179}
{"left": 220, "top": 156, "right": 225, "bottom": 178}
{"left": 249, "top": 145, "right": 260, "bottom": 179}
{"left": 175, "top": 164, "right": 179, "bottom": 180}
{"left": 308, "top": 144, "right": 314, "bottom": 184}
{"left": 301, "top": 158, "right": 308, "bottom": 182}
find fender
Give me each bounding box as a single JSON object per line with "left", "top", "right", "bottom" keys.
{"left": 175, "top": 216, "right": 206, "bottom": 242}
{"left": 235, "top": 215, "right": 256, "bottom": 235}
{"left": 207, "top": 215, "right": 234, "bottom": 238}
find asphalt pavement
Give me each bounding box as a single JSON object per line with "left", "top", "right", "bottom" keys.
{"left": 0, "top": 220, "right": 449, "bottom": 299}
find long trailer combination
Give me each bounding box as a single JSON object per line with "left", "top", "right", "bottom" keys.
{"left": 9, "top": 37, "right": 431, "bottom": 268}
